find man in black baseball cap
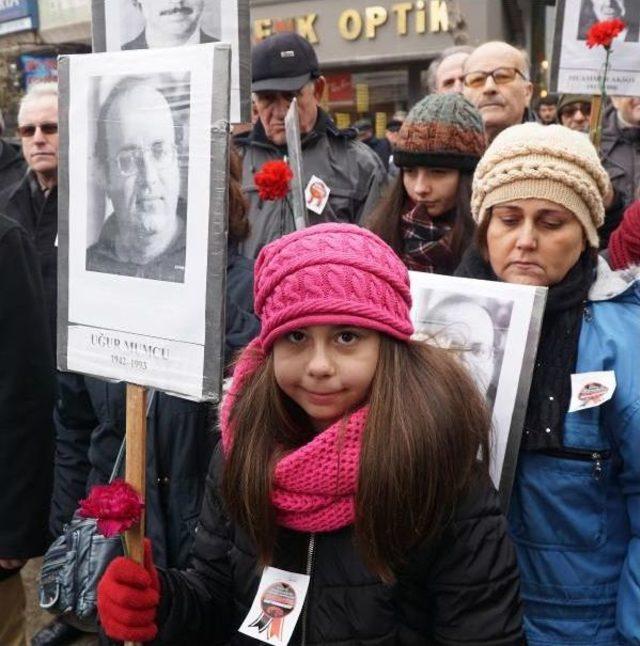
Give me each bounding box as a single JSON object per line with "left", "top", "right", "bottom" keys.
{"left": 250, "top": 32, "right": 323, "bottom": 146}
{"left": 238, "top": 32, "right": 387, "bottom": 259}
{"left": 251, "top": 31, "right": 320, "bottom": 93}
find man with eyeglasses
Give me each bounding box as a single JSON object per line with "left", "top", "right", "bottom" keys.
{"left": 557, "top": 95, "right": 592, "bottom": 133}
{"left": 462, "top": 41, "right": 534, "bottom": 144}
{"left": 87, "top": 77, "right": 185, "bottom": 282}
{"left": 238, "top": 32, "right": 387, "bottom": 259}
{"left": 0, "top": 82, "right": 59, "bottom": 348}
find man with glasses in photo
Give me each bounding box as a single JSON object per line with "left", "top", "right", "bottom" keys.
{"left": 87, "top": 77, "right": 186, "bottom": 282}
{"left": 462, "top": 41, "right": 534, "bottom": 144}
{"left": 557, "top": 95, "right": 592, "bottom": 133}
{"left": 238, "top": 31, "right": 387, "bottom": 259}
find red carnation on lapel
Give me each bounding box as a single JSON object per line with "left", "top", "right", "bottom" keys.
{"left": 586, "top": 18, "right": 626, "bottom": 49}
{"left": 78, "top": 480, "right": 144, "bottom": 538}
{"left": 254, "top": 160, "right": 293, "bottom": 201}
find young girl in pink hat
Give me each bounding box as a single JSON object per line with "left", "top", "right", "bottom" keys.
{"left": 96, "top": 223, "right": 523, "bottom": 645}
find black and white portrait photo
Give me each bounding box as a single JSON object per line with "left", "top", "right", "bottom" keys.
{"left": 58, "top": 44, "right": 231, "bottom": 400}
{"left": 577, "top": 0, "right": 640, "bottom": 42}
{"left": 551, "top": 0, "right": 640, "bottom": 95}
{"left": 412, "top": 291, "right": 512, "bottom": 409}
{"left": 409, "top": 271, "right": 546, "bottom": 501}
{"left": 92, "top": 0, "right": 250, "bottom": 121}
{"left": 86, "top": 73, "right": 190, "bottom": 283}
{"left": 121, "top": 0, "right": 219, "bottom": 50}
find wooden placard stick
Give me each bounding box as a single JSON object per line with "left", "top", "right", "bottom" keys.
{"left": 589, "top": 94, "right": 604, "bottom": 149}
{"left": 124, "top": 383, "right": 147, "bottom": 646}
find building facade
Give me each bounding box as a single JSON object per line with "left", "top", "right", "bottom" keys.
{"left": 0, "top": 1, "right": 552, "bottom": 134}
{"left": 250, "top": 0, "right": 531, "bottom": 131}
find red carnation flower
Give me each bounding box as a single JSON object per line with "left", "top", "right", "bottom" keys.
{"left": 586, "top": 18, "right": 626, "bottom": 49}
{"left": 254, "top": 160, "right": 293, "bottom": 201}
{"left": 78, "top": 480, "right": 144, "bottom": 538}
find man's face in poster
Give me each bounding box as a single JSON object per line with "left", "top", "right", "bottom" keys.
{"left": 103, "top": 84, "right": 180, "bottom": 263}
{"left": 590, "top": 0, "right": 626, "bottom": 20}
{"left": 136, "top": 0, "right": 205, "bottom": 39}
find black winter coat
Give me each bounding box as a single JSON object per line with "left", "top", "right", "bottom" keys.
{"left": 0, "top": 173, "right": 58, "bottom": 350}
{"left": 0, "top": 215, "right": 55, "bottom": 580}
{"left": 49, "top": 249, "right": 259, "bottom": 569}
{"left": 155, "top": 449, "right": 524, "bottom": 645}
{"left": 0, "top": 139, "right": 26, "bottom": 193}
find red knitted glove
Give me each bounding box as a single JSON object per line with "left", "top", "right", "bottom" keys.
{"left": 97, "top": 538, "right": 160, "bottom": 642}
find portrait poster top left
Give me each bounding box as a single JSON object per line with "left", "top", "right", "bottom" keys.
{"left": 91, "top": 0, "right": 250, "bottom": 122}
{"left": 57, "top": 43, "right": 231, "bottom": 402}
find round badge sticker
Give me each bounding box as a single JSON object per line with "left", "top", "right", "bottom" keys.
{"left": 578, "top": 382, "right": 608, "bottom": 405}
{"left": 261, "top": 581, "right": 296, "bottom": 618}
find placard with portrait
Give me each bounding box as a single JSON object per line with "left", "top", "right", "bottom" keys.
{"left": 91, "top": 0, "right": 250, "bottom": 121}
{"left": 409, "top": 271, "right": 547, "bottom": 507}
{"left": 551, "top": 0, "right": 640, "bottom": 96}
{"left": 57, "top": 43, "right": 231, "bottom": 402}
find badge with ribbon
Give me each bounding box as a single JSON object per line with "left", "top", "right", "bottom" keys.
{"left": 239, "top": 566, "right": 310, "bottom": 645}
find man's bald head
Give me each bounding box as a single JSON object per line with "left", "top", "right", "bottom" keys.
{"left": 462, "top": 41, "right": 532, "bottom": 142}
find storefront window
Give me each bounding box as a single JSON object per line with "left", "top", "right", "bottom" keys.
{"left": 322, "top": 69, "right": 409, "bottom": 137}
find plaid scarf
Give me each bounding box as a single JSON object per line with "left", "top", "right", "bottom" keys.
{"left": 400, "top": 203, "right": 456, "bottom": 274}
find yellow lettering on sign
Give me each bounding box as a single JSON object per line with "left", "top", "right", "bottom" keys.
{"left": 254, "top": 18, "right": 272, "bottom": 41}
{"left": 338, "top": 9, "right": 363, "bottom": 40}
{"left": 415, "top": 0, "right": 426, "bottom": 34}
{"left": 365, "top": 6, "right": 388, "bottom": 39}
{"left": 429, "top": 0, "right": 449, "bottom": 32}
{"left": 392, "top": 2, "right": 413, "bottom": 35}
{"left": 356, "top": 83, "right": 370, "bottom": 112}
{"left": 296, "top": 13, "right": 319, "bottom": 43}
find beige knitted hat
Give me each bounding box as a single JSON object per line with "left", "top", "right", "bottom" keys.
{"left": 471, "top": 123, "right": 611, "bottom": 248}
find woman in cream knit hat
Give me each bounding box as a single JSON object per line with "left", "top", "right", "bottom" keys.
{"left": 457, "top": 122, "right": 640, "bottom": 645}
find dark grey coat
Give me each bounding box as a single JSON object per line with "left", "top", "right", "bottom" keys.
{"left": 601, "top": 105, "right": 640, "bottom": 211}
{"left": 237, "top": 109, "right": 387, "bottom": 259}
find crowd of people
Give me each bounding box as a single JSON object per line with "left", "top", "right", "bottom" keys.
{"left": 0, "top": 26, "right": 639, "bottom": 646}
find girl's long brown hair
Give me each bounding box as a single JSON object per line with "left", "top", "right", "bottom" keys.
{"left": 222, "top": 336, "right": 491, "bottom": 582}
{"left": 366, "top": 170, "right": 476, "bottom": 270}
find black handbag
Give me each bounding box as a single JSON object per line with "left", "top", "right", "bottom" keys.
{"left": 38, "top": 439, "right": 126, "bottom": 632}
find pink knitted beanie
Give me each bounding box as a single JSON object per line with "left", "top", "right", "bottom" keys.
{"left": 254, "top": 223, "right": 414, "bottom": 350}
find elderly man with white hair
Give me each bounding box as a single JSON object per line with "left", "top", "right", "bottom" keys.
{"left": 0, "top": 81, "right": 59, "bottom": 349}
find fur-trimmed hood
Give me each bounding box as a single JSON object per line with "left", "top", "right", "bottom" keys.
{"left": 589, "top": 256, "right": 640, "bottom": 301}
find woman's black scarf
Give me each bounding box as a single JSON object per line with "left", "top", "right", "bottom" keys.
{"left": 455, "top": 246, "right": 597, "bottom": 451}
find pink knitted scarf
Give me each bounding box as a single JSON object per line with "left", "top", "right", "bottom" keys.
{"left": 220, "top": 339, "right": 368, "bottom": 533}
